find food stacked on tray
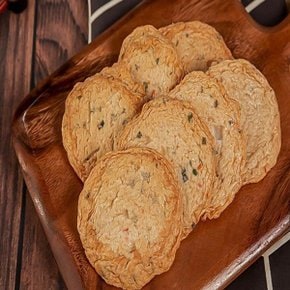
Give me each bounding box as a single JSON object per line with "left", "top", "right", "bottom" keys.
{"left": 62, "top": 21, "right": 281, "bottom": 290}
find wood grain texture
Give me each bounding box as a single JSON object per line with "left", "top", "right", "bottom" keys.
{"left": 12, "top": 0, "right": 290, "bottom": 289}
{"left": 1, "top": 0, "right": 88, "bottom": 289}
{"left": 0, "top": 2, "right": 35, "bottom": 289}
{"left": 34, "top": 0, "right": 88, "bottom": 85}
{"left": 18, "top": 0, "right": 88, "bottom": 289}
{"left": 19, "top": 192, "right": 66, "bottom": 290}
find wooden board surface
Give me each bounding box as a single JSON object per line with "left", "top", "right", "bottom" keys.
{"left": 10, "top": 0, "right": 290, "bottom": 289}
{"left": 0, "top": 3, "right": 35, "bottom": 289}
{"left": 0, "top": 0, "right": 88, "bottom": 289}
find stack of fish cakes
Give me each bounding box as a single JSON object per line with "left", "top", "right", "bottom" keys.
{"left": 62, "top": 21, "right": 281, "bottom": 290}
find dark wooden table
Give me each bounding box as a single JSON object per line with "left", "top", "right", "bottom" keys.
{"left": 0, "top": 1, "right": 87, "bottom": 288}
{"left": 1, "top": 1, "right": 289, "bottom": 290}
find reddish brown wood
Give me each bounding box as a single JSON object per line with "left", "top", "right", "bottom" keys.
{"left": 19, "top": 192, "right": 66, "bottom": 290}
{"left": 0, "top": 3, "right": 35, "bottom": 289}
{"left": 1, "top": 0, "right": 88, "bottom": 289}
{"left": 18, "top": 0, "right": 88, "bottom": 289}
{"left": 33, "top": 0, "right": 88, "bottom": 85}
{"left": 12, "top": 0, "right": 290, "bottom": 289}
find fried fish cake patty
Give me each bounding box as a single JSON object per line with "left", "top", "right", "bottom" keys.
{"left": 116, "top": 97, "right": 216, "bottom": 233}
{"left": 208, "top": 59, "right": 281, "bottom": 183}
{"left": 160, "top": 21, "right": 232, "bottom": 73}
{"left": 169, "top": 71, "right": 246, "bottom": 219}
{"left": 101, "top": 62, "right": 146, "bottom": 98}
{"left": 62, "top": 73, "right": 142, "bottom": 181}
{"left": 78, "top": 148, "right": 183, "bottom": 290}
{"left": 119, "top": 25, "right": 184, "bottom": 98}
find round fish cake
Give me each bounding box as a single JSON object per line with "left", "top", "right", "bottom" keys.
{"left": 169, "top": 71, "right": 246, "bottom": 219}
{"left": 100, "top": 62, "right": 146, "bottom": 98}
{"left": 116, "top": 98, "right": 216, "bottom": 233}
{"left": 207, "top": 59, "right": 281, "bottom": 183}
{"left": 160, "top": 21, "right": 233, "bottom": 73}
{"left": 119, "top": 25, "right": 184, "bottom": 98}
{"left": 78, "top": 148, "right": 183, "bottom": 290}
{"left": 62, "top": 73, "right": 142, "bottom": 181}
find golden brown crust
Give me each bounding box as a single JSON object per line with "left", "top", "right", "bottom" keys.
{"left": 160, "top": 21, "right": 233, "bottom": 73}
{"left": 78, "top": 148, "right": 183, "bottom": 289}
{"left": 119, "top": 25, "right": 184, "bottom": 98}
{"left": 100, "top": 62, "right": 146, "bottom": 98}
{"left": 169, "top": 71, "right": 246, "bottom": 219}
{"left": 116, "top": 97, "right": 216, "bottom": 233}
{"left": 62, "top": 73, "right": 143, "bottom": 181}
{"left": 207, "top": 59, "right": 281, "bottom": 183}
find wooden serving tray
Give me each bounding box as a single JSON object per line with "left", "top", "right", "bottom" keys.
{"left": 12, "top": 0, "right": 290, "bottom": 289}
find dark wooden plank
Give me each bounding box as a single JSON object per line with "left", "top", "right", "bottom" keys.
{"left": 0, "top": 2, "right": 36, "bottom": 289}
{"left": 33, "top": 0, "right": 88, "bottom": 85}
{"left": 12, "top": 1, "right": 290, "bottom": 289}
{"left": 19, "top": 192, "right": 66, "bottom": 290}
{"left": 18, "top": 0, "right": 88, "bottom": 289}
